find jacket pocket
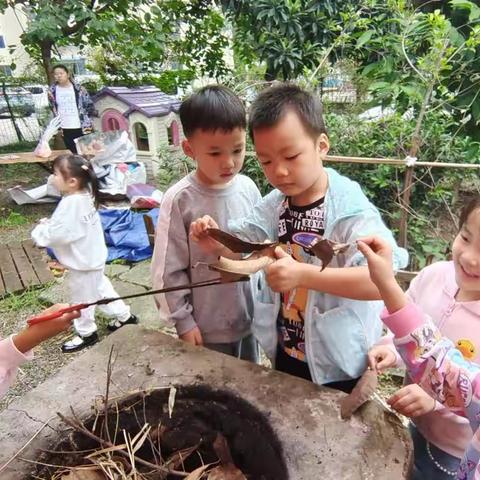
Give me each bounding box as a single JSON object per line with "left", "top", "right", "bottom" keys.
{"left": 251, "top": 273, "right": 278, "bottom": 360}
{"left": 309, "top": 306, "right": 369, "bottom": 380}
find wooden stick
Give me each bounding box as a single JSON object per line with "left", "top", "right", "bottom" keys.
{"left": 57, "top": 413, "right": 189, "bottom": 477}
{"left": 245, "top": 151, "right": 480, "bottom": 169}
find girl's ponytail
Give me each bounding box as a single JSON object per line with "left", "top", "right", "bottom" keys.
{"left": 82, "top": 162, "right": 100, "bottom": 209}
{"left": 53, "top": 153, "right": 101, "bottom": 209}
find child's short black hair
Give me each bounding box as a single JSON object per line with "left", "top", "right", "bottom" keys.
{"left": 248, "top": 83, "right": 327, "bottom": 141}
{"left": 53, "top": 153, "right": 100, "bottom": 208}
{"left": 179, "top": 85, "right": 246, "bottom": 137}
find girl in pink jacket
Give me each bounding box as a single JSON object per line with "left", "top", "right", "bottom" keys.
{"left": 369, "top": 198, "right": 480, "bottom": 479}
{"left": 0, "top": 305, "right": 79, "bottom": 398}
{"left": 359, "top": 234, "right": 480, "bottom": 480}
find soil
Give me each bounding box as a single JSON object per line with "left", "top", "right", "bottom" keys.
{"left": 34, "top": 385, "right": 288, "bottom": 480}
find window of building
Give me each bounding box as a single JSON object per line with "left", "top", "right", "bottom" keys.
{"left": 134, "top": 122, "right": 150, "bottom": 151}
{"left": 62, "top": 58, "right": 87, "bottom": 76}
{"left": 0, "top": 36, "right": 5, "bottom": 49}
{"left": 0, "top": 65, "right": 12, "bottom": 76}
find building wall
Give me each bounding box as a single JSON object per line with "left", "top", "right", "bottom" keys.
{"left": 0, "top": 6, "right": 30, "bottom": 76}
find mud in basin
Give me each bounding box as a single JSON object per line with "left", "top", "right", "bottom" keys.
{"left": 34, "top": 385, "right": 288, "bottom": 479}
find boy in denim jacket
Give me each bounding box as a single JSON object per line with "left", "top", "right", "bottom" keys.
{"left": 191, "top": 83, "right": 408, "bottom": 392}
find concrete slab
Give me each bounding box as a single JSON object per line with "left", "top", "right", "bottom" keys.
{"left": 0, "top": 326, "right": 411, "bottom": 479}
{"left": 119, "top": 260, "right": 152, "bottom": 288}
{"left": 38, "top": 277, "right": 68, "bottom": 305}
{"left": 109, "top": 279, "right": 164, "bottom": 330}
{"left": 104, "top": 264, "right": 131, "bottom": 278}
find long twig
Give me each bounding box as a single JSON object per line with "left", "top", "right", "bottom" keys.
{"left": 57, "top": 412, "right": 189, "bottom": 477}
{"left": 103, "top": 345, "right": 116, "bottom": 444}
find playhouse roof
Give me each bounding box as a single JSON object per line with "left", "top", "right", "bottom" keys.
{"left": 94, "top": 86, "right": 181, "bottom": 118}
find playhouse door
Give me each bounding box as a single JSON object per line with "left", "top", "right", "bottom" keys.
{"left": 102, "top": 109, "right": 129, "bottom": 133}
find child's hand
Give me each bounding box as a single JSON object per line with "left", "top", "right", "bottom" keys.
{"left": 387, "top": 384, "right": 436, "bottom": 418}
{"left": 357, "top": 236, "right": 396, "bottom": 290}
{"left": 265, "top": 247, "right": 303, "bottom": 292}
{"left": 357, "top": 236, "right": 407, "bottom": 314}
{"left": 189, "top": 215, "right": 224, "bottom": 254}
{"left": 179, "top": 326, "right": 204, "bottom": 346}
{"left": 13, "top": 304, "right": 79, "bottom": 354}
{"left": 367, "top": 345, "right": 397, "bottom": 373}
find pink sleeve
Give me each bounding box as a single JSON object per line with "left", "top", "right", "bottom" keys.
{"left": 0, "top": 336, "right": 33, "bottom": 398}
{"left": 375, "top": 286, "right": 419, "bottom": 368}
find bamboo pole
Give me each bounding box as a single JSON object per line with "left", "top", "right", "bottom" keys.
{"left": 245, "top": 151, "right": 480, "bottom": 169}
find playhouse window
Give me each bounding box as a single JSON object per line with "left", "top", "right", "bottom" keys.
{"left": 107, "top": 117, "right": 120, "bottom": 131}
{"left": 134, "top": 122, "right": 150, "bottom": 151}
{"left": 167, "top": 120, "right": 179, "bottom": 146}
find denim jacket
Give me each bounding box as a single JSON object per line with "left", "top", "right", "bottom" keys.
{"left": 229, "top": 168, "right": 409, "bottom": 384}
{"left": 48, "top": 82, "right": 96, "bottom": 134}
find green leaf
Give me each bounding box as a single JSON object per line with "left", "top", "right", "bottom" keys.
{"left": 449, "top": 0, "right": 480, "bottom": 20}
{"left": 356, "top": 30, "right": 374, "bottom": 48}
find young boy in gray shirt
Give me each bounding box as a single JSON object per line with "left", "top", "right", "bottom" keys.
{"left": 151, "top": 85, "right": 261, "bottom": 361}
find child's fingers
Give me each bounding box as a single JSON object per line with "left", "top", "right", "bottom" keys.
{"left": 387, "top": 386, "right": 413, "bottom": 410}
{"left": 367, "top": 351, "right": 378, "bottom": 371}
{"left": 274, "top": 246, "right": 288, "bottom": 259}
{"left": 356, "top": 240, "right": 375, "bottom": 260}
{"left": 194, "top": 328, "right": 204, "bottom": 346}
{"left": 358, "top": 236, "right": 390, "bottom": 255}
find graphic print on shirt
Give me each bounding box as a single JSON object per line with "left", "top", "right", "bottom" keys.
{"left": 277, "top": 196, "right": 325, "bottom": 362}
{"left": 56, "top": 85, "right": 81, "bottom": 129}
{"left": 457, "top": 339, "right": 476, "bottom": 360}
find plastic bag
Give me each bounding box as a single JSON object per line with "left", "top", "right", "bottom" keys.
{"left": 34, "top": 116, "right": 61, "bottom": 158}
{"left": 75, "top": 130, "right": 136, "bottom": 165}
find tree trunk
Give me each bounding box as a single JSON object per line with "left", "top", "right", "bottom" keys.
{"left": 41, "top": 41, "right": 54, "bottom": 84}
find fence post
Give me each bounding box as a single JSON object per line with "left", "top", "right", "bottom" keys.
{"left": 1, "top": 79, "right": 24, "bottom": 143}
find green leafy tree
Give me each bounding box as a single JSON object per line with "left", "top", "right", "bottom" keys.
{"left": 0, "top": 1, "right": 151, "bottom": 83}
{"left": 221, "top": 0, "right": 363, "bottom": 80}
{"left": 0, "top": 1, "right": 230, "bottom": 88}
{"left": 87, "top": 1, "right": 230, "bottom": 91}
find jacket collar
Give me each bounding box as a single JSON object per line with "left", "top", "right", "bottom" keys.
{"left": 443, "top": 261, "right": 480, "bottom": 313}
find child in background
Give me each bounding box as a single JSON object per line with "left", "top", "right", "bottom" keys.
{"left": 190, "top": 83, "right": 408, "bottom": 392}
{"left": 359, "top": 235, "right": 480, "bottom": 480}
{"left": 368, "top": 197, "right": 480, "bottom": 479}
{"left": 151, "top": 85, "right": 261, "bottom": 361}
{"left": 32, "top": 154, "right": 137, "bottom": 353}
{"left": 0, "top": 304, "right": 79, "bottom": 397}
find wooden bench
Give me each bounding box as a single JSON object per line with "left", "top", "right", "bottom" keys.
{"left": 0, "top": 150, "right": 69, "bottom": 165}
{"left": 0, "top": 240, "right": 54, "bottom": 298}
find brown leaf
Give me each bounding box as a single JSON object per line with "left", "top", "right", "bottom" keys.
{"left": 309, "top": 239, "right": 350, "bottom": 270}
{"left": 206, "top": 228, "right": 277, "bottom": 253}
{"left": 212, "top": 432, "right": 234, "bottom": 465}
{"left": 209, "top": 252, "right": 275, "bottom": 277}
{"left": 207, "top": 465, "right": 247, "bottom": 480}
{"left": 185, "top": 464, "right": 213, "bottom": 480}
{"left": 60, "top": 467, "right": 105, "bottom": 480}
{"left": 340, "top": 369, "right": 378, "bottom": 419}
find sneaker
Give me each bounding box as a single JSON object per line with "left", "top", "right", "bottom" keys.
{"left": 62, "top": 332, "right": 99, "bottom": 353}
{"left": 107, "top": 314, "right": 138, "bottom": 332}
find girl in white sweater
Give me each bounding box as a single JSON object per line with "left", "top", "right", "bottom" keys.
{"left": 32, "top": 154, "right": 137, "bottom": 352}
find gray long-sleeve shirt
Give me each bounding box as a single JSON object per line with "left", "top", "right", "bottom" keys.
{"left": 151, "top": 172, "right": 262, "bottom": 343}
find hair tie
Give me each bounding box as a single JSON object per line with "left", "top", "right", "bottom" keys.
{"left": 81, "top": 165, "right": 89, "bottom": 171}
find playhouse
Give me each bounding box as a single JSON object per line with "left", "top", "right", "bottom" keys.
{"left": 93, "top": 86, "right": 182, "bottom": 175}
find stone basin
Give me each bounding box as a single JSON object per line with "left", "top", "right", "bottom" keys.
{"left": 0, "top": 326, "right": 411, "bottom": 479}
